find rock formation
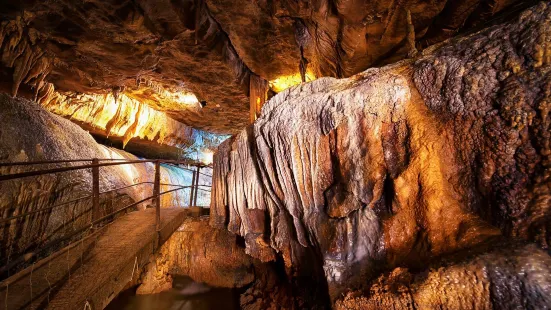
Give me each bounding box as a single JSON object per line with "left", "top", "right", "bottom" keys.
{"left": 137, "top": 217, "right": 255, "bottom": 294}
{"left": 210, "top": 2, "right": 551, "bottom": 307}
{"left": 137, "top": 217, "right": 295, "bottom": 309}
{"left": 336, "top": 243, "right": 551, "bottom": 309}
{"left": 0, "top": 94, "right": 202, "bottom": 275}
{"left": 1, "top": 0, "right": 530, "bottom": 134}
{"left": 1, "top": 0, "right": 551, "bottom": 308}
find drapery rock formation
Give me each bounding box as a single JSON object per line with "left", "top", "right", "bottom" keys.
{"left": 210, "top": 2, "right": 551, "bottom": 307}
{"left": 0, "top": 94, "right": 202, "bottom": 275}
{"left": 40, "top": 91, "right": 197, "bottom": 159}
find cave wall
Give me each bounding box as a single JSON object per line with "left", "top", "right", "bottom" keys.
{"left": 137, "top": 216, "right": 295, "bottom": 309}
{"left": 136, "top": 217, "right": 256, "bottom": 294}
{"left": 0, "top": 0, "right": 251, "bottom": 133}
{"left": 0, "top": 94, "right": 206, "bottom": 273}
{"left": 210, "top": 2, "right": 551, "bottom": 307}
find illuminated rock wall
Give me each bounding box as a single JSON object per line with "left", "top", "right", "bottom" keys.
{"left": 136, "top": 216, "right": 295, "bottom": 309}
{"left": 41, "top": 92, "right": 195, "bottom": 149}
{"left": 136, "top": 217, "right": 255, "bottom": 294}
{"left": 210, "top": 3, "right": 551, "bottom": 308}
{"left": 0, "top": 94, "right": 205, "bottom": 270}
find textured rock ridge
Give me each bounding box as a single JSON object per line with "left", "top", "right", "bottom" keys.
{"left": 336, "top": 243, "right": 551, "bottom": 309}
{"left": 210, "top": 2, "right": 551, "bottom": 307}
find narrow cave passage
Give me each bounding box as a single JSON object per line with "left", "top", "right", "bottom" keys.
{"left": 1, "top": 1, "right": 550, "bottom": 309}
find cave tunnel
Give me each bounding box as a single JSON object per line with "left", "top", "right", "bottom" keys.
{"left": 0, "top": 0, "right": 550, "bottom": 309}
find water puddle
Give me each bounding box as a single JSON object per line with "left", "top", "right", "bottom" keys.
{"left": 107, "top": 276, "right": 240, "bottom": 310}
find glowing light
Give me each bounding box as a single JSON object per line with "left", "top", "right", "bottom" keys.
{"left": 269, "top": 71, "right": 316, "bottom": 93}
{"left": 125, "top": 83, "right": 199, "bottom": 110}
{"left": 199, "top": 150, "right": 214, "bottom": 165}
{"left": 41, "top": 92, "right": 194, "bottom": 148}
{"left": 165, "top": 91, "right": 199, "bottom": 106}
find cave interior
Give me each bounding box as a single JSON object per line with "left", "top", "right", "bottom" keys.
{"left": 0, "top": 0, "right": 550, "bottom": 309}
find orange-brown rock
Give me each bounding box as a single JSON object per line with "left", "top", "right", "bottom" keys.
{"left": 335, "top": 243, "right": 551, "bottom": 309}
{"left": 210, "top": 2, "right": 551, "bottom": 307}
{"left": 137, "top": 217, "right": 255, "bottom": 294}
{"left": 1, "top": 0, "right": 531, "bottom": 133}
{"left": 136, "top": 216, "right": 297, "bottom": 309}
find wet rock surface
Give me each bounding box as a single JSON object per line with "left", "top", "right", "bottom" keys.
{"left": 137, "top": 217, "right": 295, "bottom": 309}
{"left": 210, "top": 2, "right": 551, "bottom": 308}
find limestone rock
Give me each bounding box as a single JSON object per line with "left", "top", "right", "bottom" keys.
{"left": 137, "top": 217, "right": 255, "bottom": 294}
{"left": 335, "top": 243, "right": 551, "bottom": 309}
{"left": 1, "top": 0, "right": 529, "bottom": 133}
{"left": 210, "top": 2, "right": 551, "bottom": 306}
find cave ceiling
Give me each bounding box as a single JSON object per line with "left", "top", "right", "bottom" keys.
{"left": 0, "top": 0, "right": 530, "bottom": 133}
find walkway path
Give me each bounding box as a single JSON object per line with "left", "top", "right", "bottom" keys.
{"left": 0, "top": 207, "right": 188, "bottom": 310}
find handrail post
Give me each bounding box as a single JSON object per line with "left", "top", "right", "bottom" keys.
{"left": 189, "top": 169, "right": 196, "bottom": 207}
{"left": 92, "top": 158, "right": 100, "bottom": 223}
{"left": 193, "top": 166, "right": 200, "bottom": 207}
{"left": 154, "top": 160, "right": 161, "bottom": 234}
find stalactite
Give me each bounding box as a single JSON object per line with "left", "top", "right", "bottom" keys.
{"left": 105, "top": 101, "right": 123, "bottom": 137}
{"left": 0, "top": 17, "right": 53, "bottom": 99}
{"left": 406, "top": 10, "right": 418, "bottom": 58}
{"left": 41, "top": 91, "right": 196, "bottom": 149}
{"left": 249, "top": 74, "right": 268, "bottom": 123}
{"left": 122, "top": 103, "right": 143, "bottom": 148}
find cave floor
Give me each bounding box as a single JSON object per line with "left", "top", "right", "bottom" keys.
{"left": 0, "top": 207, "right": 188, "bottom": 310}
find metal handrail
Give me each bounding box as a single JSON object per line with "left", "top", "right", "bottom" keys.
{"left": 0, "top": 158, "right": 134, "bottom": 166}
{"left": 0, "top": 181, "right": 152, "bottom": 225}
{"left": 0, "top": 159, "right": 212, "bottom": 181}
{"left": 0, "top": 158, "right": 211, "bottom": 166}
{"left": 0, "top": 158, "right": 212, "bottom": 279}
{"left": 0, "top": 160, "right": 154, "bottom": 181}
{"left": 0, "top": 185, "right": 189, "bottom": 276}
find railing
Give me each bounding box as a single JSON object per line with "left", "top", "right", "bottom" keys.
{"left": 0, "top": 158, "right": 212, "bottom": 279}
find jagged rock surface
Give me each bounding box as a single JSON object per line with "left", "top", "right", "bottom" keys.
{"left": 1, "top": 0, "right": 530, "bottom": 133}
{"left": 210, "top": 2, "right": 551, "bottom": 307}
{"left": 336, "top": 243, "right": 551, "bottom": 309}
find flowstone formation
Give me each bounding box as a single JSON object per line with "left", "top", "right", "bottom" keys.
{"left": 210, "top": 2, "right": 551, "bottom": 308}
{"left": 0, "top": 94, "right": 196, "bottom": 275}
